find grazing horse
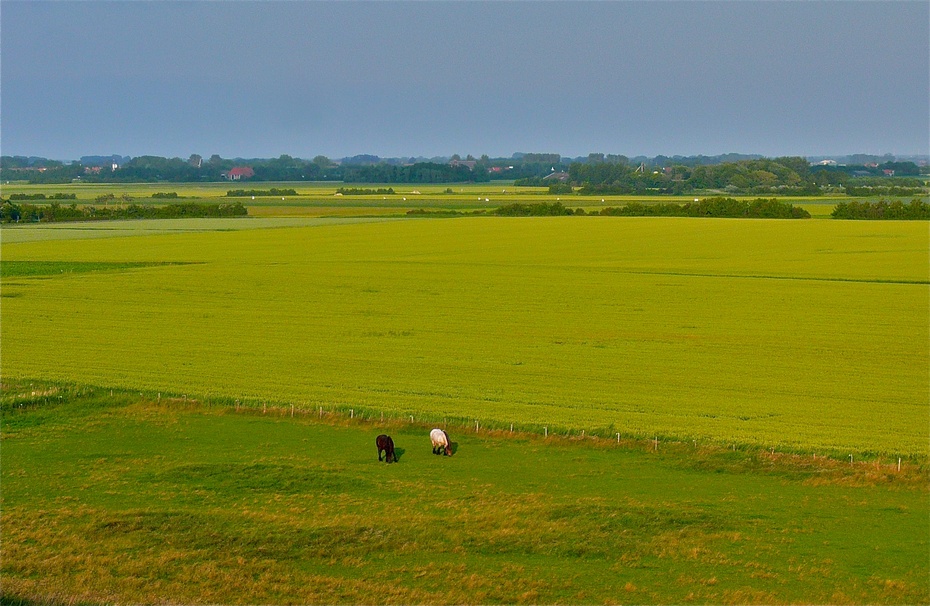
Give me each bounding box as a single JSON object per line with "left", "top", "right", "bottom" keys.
{"left": 430, "top": 428, "right": 452, "bottom": 456}
{"left": 376, "top": 434, "right": 396, "bottom": 463}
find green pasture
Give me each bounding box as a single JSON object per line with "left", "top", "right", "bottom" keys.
{"left": 2, "top": 384, "right": 927, "bottom": 604}
{"left": 2, "top": 216, "right": 927, "bottom": 456}
{"left": 0, "top": 180, "right": 865, "bottom": 218}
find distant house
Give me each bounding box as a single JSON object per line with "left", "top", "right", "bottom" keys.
{"left": 449, "top": 159, "right": 477, "bottom": 170}
{"left": 223, "top": 166, "right": 255, "bottom": 181}
{"left": 883, "top": 169, "right": 895, "bottom": 177}
{"left": 543, "top": 172, "right": 570, "bottom": 182}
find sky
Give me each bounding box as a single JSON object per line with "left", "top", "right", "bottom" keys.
{"left": 2, "top": 1, "right": 928, "bottom": 161}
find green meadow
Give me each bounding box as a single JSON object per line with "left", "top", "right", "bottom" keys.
{"left": 2, "top": 383, "right": 927, "bottom": 605}
{"left": 1, "top": 180, "right": 853, "bottom": 217}
{"left": 2, "top": 216, "right": 927, "bottom": 455}
{"left": 2, "top": 209, "right": 928, "bottom": 604}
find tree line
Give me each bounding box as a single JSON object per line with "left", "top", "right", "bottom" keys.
{"left": 2, "top": 153, "right": 925, "bottom": 198}
{"left": 341, "top": 163, "right": 490, "bottom": 184}
{"left": 564, "top": 157, "right": 821, "bottom": 196}
{"left": 0, "top": 155, "right": 493, "bottom": 185}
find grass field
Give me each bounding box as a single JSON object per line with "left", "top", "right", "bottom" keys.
{"left": 2, "top": 216, "right": 926, "bottom": 456}
{"left": 2, "top": 199, "right": 928, "bottom": 604}
{"left": 2, "top": 382, "right": 927, "bottom": 605}
{"left": 1, "top": 180, "right": 864, "bottom": 218}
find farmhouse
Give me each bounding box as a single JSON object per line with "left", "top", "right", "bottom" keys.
{"left": 223, "top": 166, "right": 255, "bottom": 181}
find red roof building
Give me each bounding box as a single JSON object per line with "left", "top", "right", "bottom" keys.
{"left": 225, "top": 166, "right": 255, "bottom": 180}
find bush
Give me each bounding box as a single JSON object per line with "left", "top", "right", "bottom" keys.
{"left": 548, "top": 183, "right": 573, "bottom": 194}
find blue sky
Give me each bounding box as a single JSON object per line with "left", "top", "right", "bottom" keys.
{"left": 2, "top": 1, "right": 928, "bottom": 161}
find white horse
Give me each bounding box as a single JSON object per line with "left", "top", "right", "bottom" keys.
{"left": 430, "top": 428, "right": 452, "bottom": 456}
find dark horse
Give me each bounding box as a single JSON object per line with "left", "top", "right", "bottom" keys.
{"left": 376, "top": 434, "right": 397, "bottom": 463}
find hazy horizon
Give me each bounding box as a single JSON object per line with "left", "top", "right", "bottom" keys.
{"left": 5, "top": 151, "right": 929, "bottom": 166}
{"left": 3, "top": 1, "right": 928, "bottom": 161}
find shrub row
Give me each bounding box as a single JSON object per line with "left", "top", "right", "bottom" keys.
{"left": 8, "top": 193, "right": 76, "bottom": 200}
{"left": 226, "top": 188, "right": 297, "bottom": 197}
{"left": 831, "top": 199, "right": 929, "bottom": 220}
{"left": 1, "top": 201, "right": 248, "bottom": 223}
{"left": 494, "top": 198, "right": 810, "bottom": 219}
{"left": 599, "top": 197, "right": 810, "bottom": 218}
{"left": 494, "top": 202, "right": 575, "bottom": 216}
{"left": 336, "top": 187, "right": 395, "bottom": 195}
{"left": 845, "top": 186, "right": 925, "bottom": 197}
{"left": 406, "top": 208, "right": 487, "bottom": 216}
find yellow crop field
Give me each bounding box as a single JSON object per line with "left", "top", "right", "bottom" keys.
{"left": 2, "top": 217, "right": 927, "bottom": 455}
